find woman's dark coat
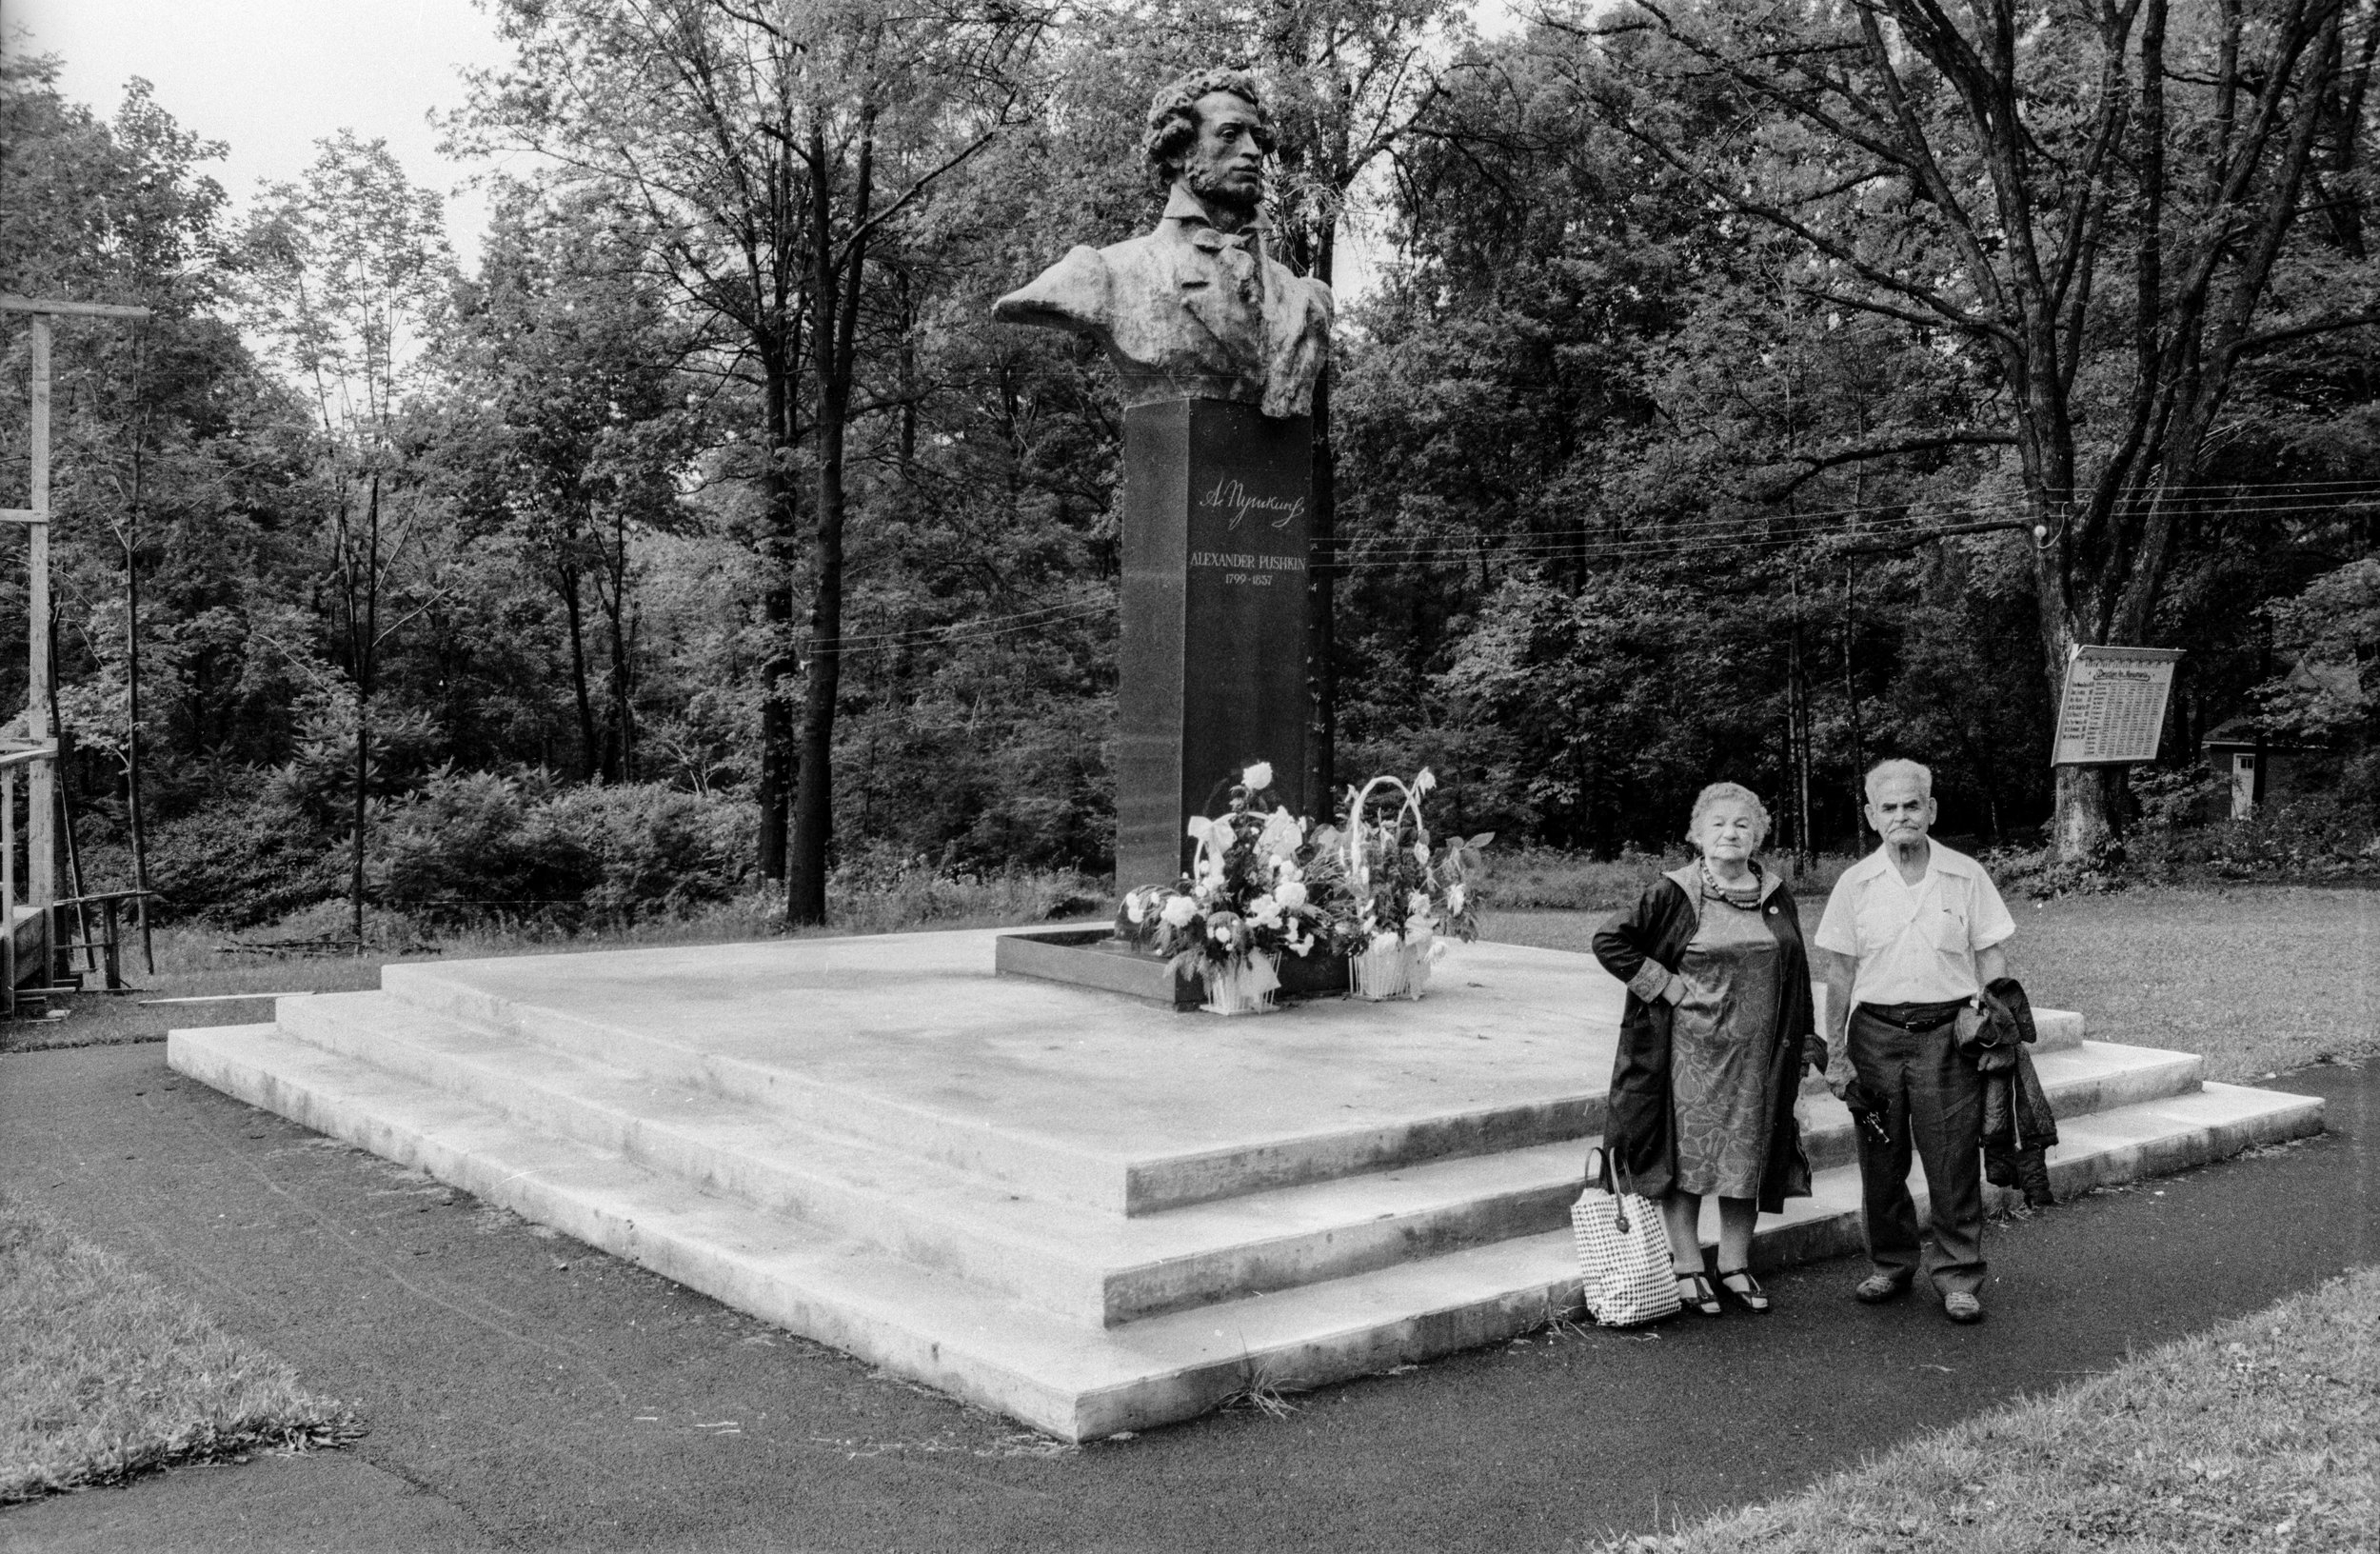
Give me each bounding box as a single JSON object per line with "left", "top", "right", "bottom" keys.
{"left": 1591, "top": 864, "right": 1820, "bottom": 1212}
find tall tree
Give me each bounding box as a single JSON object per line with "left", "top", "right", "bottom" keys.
{"left": 241, "top": 132, "right": 454, "bottom": 946}
{"left": 444, "top": 186, "right": 695, "bottom": 782}
{"left": 1564, "top": 0, "right": 2380, "bottom": 855}
{"left": 1249, "top": 0, "right": 1459, "bottom": 805}
{"left": 456, "top": 0, "right": 1041, "bottom": 923}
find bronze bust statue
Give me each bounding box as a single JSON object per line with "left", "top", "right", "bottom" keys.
{"left": 993, "top": 68, "right": 1334, "bottom": 420}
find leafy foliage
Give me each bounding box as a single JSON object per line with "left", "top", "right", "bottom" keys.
{"left": 5, "top": 2, "right": 2379, "bottom": 937}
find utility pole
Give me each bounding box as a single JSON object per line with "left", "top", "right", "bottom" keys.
{"left": 2, "top": 296, "right": 151, "bottom": 999}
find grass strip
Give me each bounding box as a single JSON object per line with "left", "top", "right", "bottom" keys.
{"left": 1482, "top": 885, "right": 2379, "bottom": 1083}
{"left": 0, "top": 1194, "right": 363, "bottom": 1503}
{"left": 1598, "top": 1264, "right": 2380, "bottom": 1552}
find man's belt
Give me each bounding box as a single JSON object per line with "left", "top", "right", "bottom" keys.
{"left": 1858, "top": 999, "right": 1968, "bottom": 1033}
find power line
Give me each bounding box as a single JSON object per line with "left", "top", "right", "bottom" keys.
{"left": 819, "top": 600, "right": 1115, "bottom": 658}
{"left": 816, "top": 593, "right": 1109, "bottom": 648}
{"left": 810, "top": 477, "right": 2380, "bottom": 657}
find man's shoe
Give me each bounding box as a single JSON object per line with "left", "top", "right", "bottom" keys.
{"left": 1943, "top": 1291, "right": 1985, "bottom": 1324}
{"left": 1854, "top": 1272, "right": 1911, "bottom": 1305}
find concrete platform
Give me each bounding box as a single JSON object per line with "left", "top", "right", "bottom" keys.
{"left": 169, "top": 926, "right": 2322, "bottom": 1441}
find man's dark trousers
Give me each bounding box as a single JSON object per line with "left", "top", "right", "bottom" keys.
{"left": 1849, "top": 1003, "right": 1986, "bottom": 1296}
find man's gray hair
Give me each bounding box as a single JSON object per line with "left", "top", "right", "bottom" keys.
{"left": 1686, "top": 781, "right": 1772, "bottom": 851}
{"left": 1864, "top": 758, "right": 1934, "bottom": 803}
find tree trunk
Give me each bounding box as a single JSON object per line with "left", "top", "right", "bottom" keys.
{"left": 757, "top": 361, "right": 795, "bottom": 887}
{"left": 124, "top": 437, "right": 153, "bottom": 972}
{"left": 787, "top": 111, "right": 875, "bottom": 927}
{"left": 560, "top": 557, "right": 600, "bottom": 781}
{"left": 605, "top": 505, "right": 635, "bottom": 783}
{"left": 350, "top": 469, "right": 381, "bottom": 953}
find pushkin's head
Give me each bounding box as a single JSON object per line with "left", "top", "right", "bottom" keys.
{"left": 1143, "top": 67, "right": 1274, "bottom": 218}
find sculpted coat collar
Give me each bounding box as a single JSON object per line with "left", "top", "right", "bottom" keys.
{"left": 1161, "top": 185, "right": 1269, "bottom": 258}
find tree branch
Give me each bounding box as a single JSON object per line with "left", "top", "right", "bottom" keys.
{"left": 1757, "top": 431, "right": 2020, "bottom": 500}
{"left": 2232, "top": 308, "right": 2380, "bottom": 354}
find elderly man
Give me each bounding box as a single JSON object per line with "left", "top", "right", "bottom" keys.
{"left": 992, "top": 67, "right": 1333, "bottom": 419}
{"left": 1814, "top": 759, "right": 2015, "bottom": 1324}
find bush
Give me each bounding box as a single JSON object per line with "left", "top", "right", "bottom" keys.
{"left": 536, "top": 782, "right": 757, "bottom": 921}
{"left": 370, "top": 773, "right": 755, "bottom": 929}
{"left": 2159, "top": 800, "right": 2380, "bottom": 882}
{"left": 136, "top": 787, "right": 341, "bottom": 928}
{"left": 1991, "top": 787, "right": 2380, "bottom": 898}
{"left": 368, "top": 770, "right": 601, "bottom": 926}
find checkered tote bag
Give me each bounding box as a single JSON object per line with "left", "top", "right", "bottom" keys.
{"left": 1570, "top": 1146, "right": 1680, "bottom": 1326}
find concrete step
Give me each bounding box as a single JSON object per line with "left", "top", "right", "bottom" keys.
{"left": 367, "top": 963, "right": 1620, "bottom": 1216}
{"left": 268, "top": 992, "right": 2200, "bottom": 1326}
{"left": 1795, "top": 1039, "right": 2202, "bottom": 1175}
{"left": 364, "top": 962, "right": 2085, "bottom": 1219}
{"left": 1718, "top": 1079, "right": 2329, "bottom": 1269}
{"left": 169, "top": 1019, "right": 2319, "bottom": 1442}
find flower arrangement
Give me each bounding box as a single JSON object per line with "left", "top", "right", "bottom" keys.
{"left": 1329, "top": 767, "right": 1490, "bottom": 1000}
{"left": 1118, "top": 762, "right": 1332, "bottom": 1014}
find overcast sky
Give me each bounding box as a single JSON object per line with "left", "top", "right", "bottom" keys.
{"left": 12, "top": 0, "right": 516, "bottom": 265}
{"left": 10, "top": 0, "right": 1452, "bottom": 290}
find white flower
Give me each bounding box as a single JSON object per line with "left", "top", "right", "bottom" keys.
{"left": 1124, "top": 889, "right": 1150, "bottom": 925}
{"left": 1276, "top": 880, "right": 1308, "bottom": 910}
{"left": 1242, "top": 761, "right": 1274, "bottom": 792}
{"left": 1408, "top": 890, "right": 1432, "bottom": 918}
{"left": 1446, "top": 883, "right": 1465, "bottom": 915}
{"left": 1258, "top": 807, "right": 1303, "bottom": 859}
{"left": 1248, "top": 894, "right": 1282, "bottom": 929}
{"left": 1209, "top": 915, "right": 1238, "bottom": 944}
{"left": 1412, "top": 842, "right": 1430, "bottom": 865}
{"left": 1160, "top": 894, "right": 1197, "bottom": 927}
{"left": 1370, "top": 929, "right": 1400, "bottom": 954}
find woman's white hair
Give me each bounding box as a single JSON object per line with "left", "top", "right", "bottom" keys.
{"left": 1863, "top": 758, "right": 1934, "bottom": 803}
{"left": 1685, "top": 782, "right": 1771, "bottom": 851}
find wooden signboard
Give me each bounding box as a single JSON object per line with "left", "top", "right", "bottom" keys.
{"left": 2053, "top": 646, "right": 2183, "bottom": 766}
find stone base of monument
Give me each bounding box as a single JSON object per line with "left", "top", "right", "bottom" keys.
{"left": 169, "top": 928, "right": 2323, "bottom": 1441}
{"left": 994, "top": 926, "right": 1351, "bottom": 1007}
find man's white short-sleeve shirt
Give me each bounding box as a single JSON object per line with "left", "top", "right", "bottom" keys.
{"left": 1815, "top": 841, "right": 2015, "bottom": 1007}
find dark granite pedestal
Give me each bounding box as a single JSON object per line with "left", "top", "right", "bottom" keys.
{"left": 1115, "top": 399, "right": 1315, "bottom": 894}
{"left": 1002, "top": 397, "right": 1324, "bottom": 1006}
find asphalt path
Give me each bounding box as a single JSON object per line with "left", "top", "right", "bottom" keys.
{"left": 2, "top": 1044, "right": 2372, "bottom": 1554}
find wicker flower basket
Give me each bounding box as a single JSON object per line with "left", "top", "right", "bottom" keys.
{"left": 1349, "top": 939, "right": 1434, "bottom": 1002}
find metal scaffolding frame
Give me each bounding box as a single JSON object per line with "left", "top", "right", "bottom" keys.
{"left": 2, "top": 295, "right": 152, "bottom": 1010}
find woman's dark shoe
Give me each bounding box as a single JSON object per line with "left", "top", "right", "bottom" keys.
{"left": 1674, "top": 1269, "right": 1722, "bottom": 1316}
{"left": 1716, "top": 1268, "right": 1771, "bottom": 1314}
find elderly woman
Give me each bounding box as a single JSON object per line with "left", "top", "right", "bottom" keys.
{"left": 1592, "top": 784, "right": 1826, "bottom": 1315}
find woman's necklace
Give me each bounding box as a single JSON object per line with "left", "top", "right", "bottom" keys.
{"left": 1699, "top": 857, "right": 1763, "bottom": 908}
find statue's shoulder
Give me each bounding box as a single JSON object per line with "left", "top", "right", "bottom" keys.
{"left": 1041, "top": 242, "right": 1114, "bottom": 288}
{"left": 993, "top": 243, "right": 1114, "bottom": 329}
{"left": 1089, "top": 228, "right": 1173, "bottom": 277}
{"left": 1266, "top": 259, "right": 1335, "bottom": 320}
